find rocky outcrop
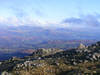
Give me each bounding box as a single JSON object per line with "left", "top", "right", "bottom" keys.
{"left": 78, "top": 43, "right": 86, "bottom": 49}
{"left": 31, "top": 48, "right": 63, "bottom": 57}
{"left": 1, "top": 71, "right": 12, "bottom": 75}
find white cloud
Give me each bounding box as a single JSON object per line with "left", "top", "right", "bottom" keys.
{"left": 0, "top": 14, "right": 100, "bottom": 30}
{"left": 0, "top": 16, "right": 44, "bottom": 26}
{"left": 0, "top": 16, "right": 69, "bottom": 28}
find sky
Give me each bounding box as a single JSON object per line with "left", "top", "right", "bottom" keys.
{"left": 0, "top": 0, "right": 100, "bottom": 28}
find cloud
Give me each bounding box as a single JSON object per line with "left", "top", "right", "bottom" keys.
{"left": 0, "top": 14, "right": 100, "bottom": 30}
{"left": 0, "top": 16, "right": 48, "bottom": 27}
{"left": 63, "top": 18, "right": 82, "bottom": 24}
{"left": 34, "top": 9, "right": 45, "bottom": 17}
{"left": 10, "top": 7, "right": 28, "bottom": 18}
{"left": 62, "top": 14, "right": 100, "bottom": 28}
{"left": 10, "top": 4, "right": 46, "bottom": 19}
{"left": 84, "top": 15, "right": 100, "bottom": 26}
{"left": 0, "top": 16, "right": 22, "bottom": 26}
{"left": 32, "top": 7, "right": 47, "bottom": 18}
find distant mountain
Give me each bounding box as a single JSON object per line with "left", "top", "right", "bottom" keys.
{"left": 0, "top": 25, "right": 97, "bottom": 61}
{"left": 0, "top": 25, "right": 97, "bottom": 53}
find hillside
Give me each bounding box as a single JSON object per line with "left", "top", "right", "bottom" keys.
{"left": 0, "top": 41, "right": 100, "bottom": 75}
{"left": 0, "top": 39, "right": 96, "bottom": 61}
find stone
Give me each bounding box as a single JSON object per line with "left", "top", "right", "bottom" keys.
{"left": 78, "top": 43, "right": 86, "bottom": 49}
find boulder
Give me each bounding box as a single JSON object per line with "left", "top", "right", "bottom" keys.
{"left": 78, "top": 43, "right": 86, "bottom": 49}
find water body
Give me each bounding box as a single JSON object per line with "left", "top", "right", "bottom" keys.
{"left": 0, "top": 52, "right": 29, "bottom": 61}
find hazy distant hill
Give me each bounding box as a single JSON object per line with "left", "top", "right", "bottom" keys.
{"left": 0, "top": 26, "right": 97, "bottom": 52}
{"left": 0, "top": 25, "right": 97, "bottom": 61}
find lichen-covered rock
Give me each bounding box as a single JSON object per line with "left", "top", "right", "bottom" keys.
{"left": 1, "top": 71, "right": 12, "bottom": 75}
{"left": 78, "top": 43, "right": 86, "bottom": 49}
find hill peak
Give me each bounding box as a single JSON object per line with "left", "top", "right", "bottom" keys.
{"left": 78, "top": 43, "right": 86, "bottom": 49}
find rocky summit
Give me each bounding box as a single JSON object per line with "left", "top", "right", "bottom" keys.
{"left": 0, "top": 42, "right": 100, "bottom": 75}
{"left": 78, "top": 43, "right": 86, "bottom": 49}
